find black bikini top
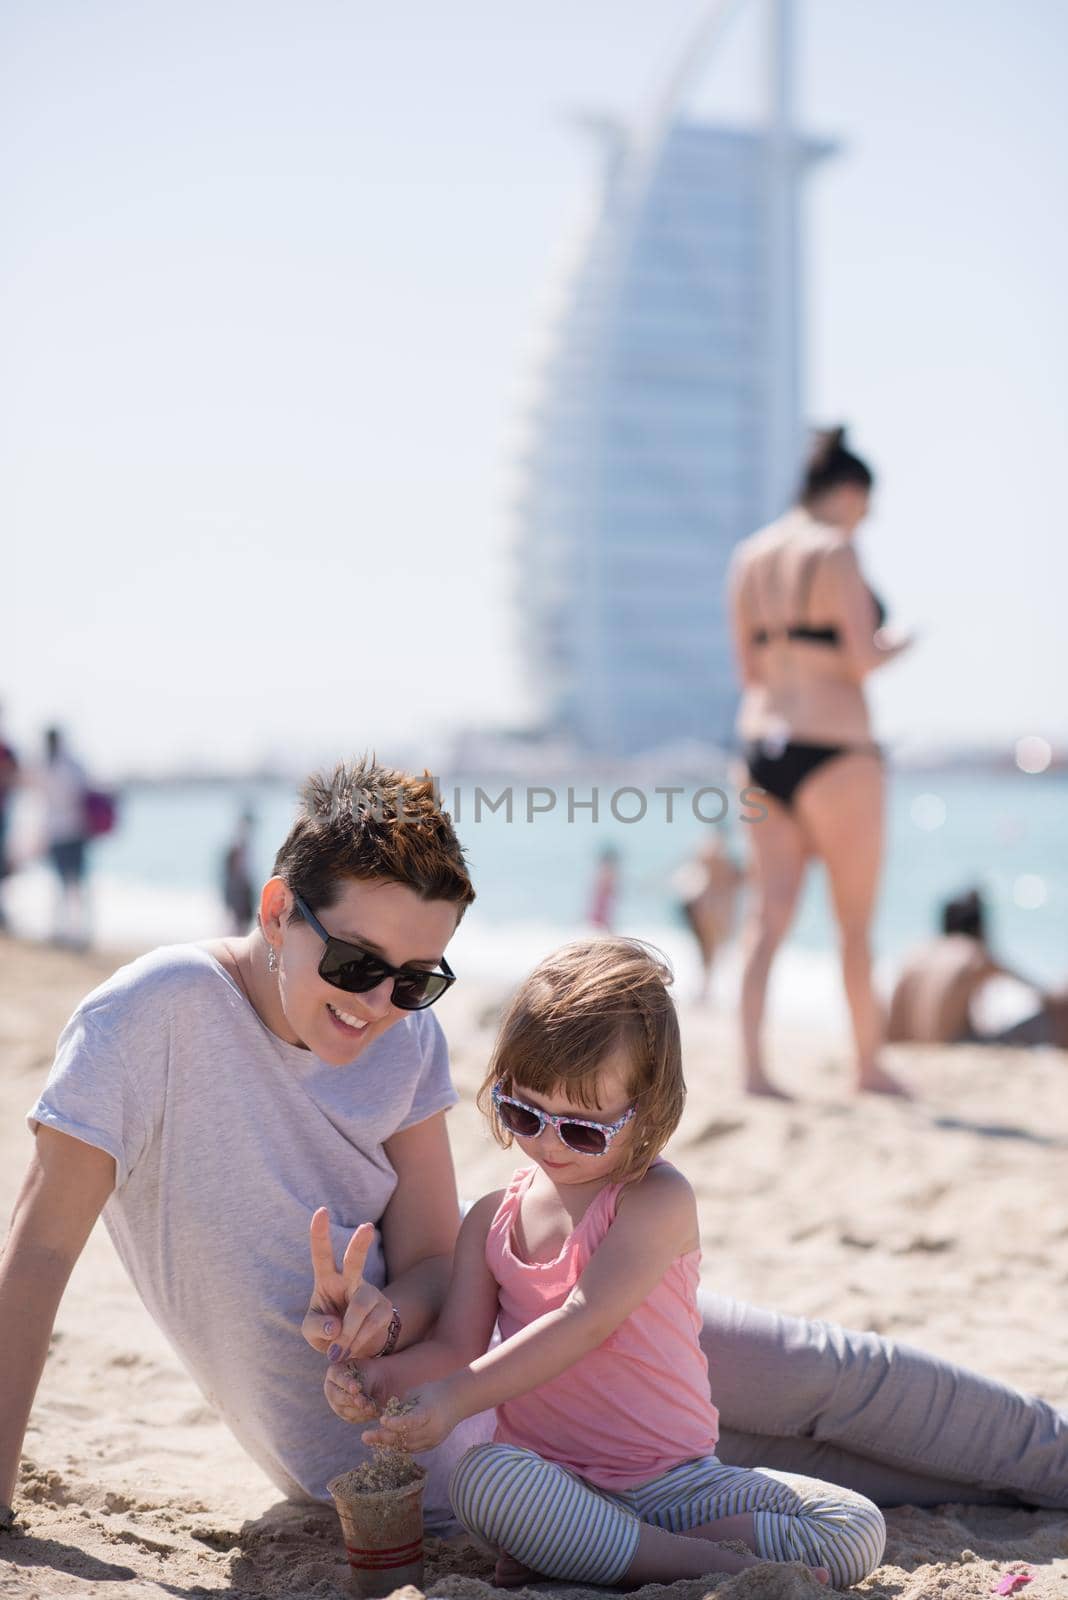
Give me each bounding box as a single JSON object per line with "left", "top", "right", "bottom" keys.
{"left": 750, "top": 545, "right": 887, "bottom": 649}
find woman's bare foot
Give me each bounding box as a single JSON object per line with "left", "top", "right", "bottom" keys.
{"left": 745, "top": 1072, "right": 793, "bottom": 1100}
{"left": 493, "top": 1553, "right": 539, "bottom": 1587}
{"left": 857, "top": 1060, "right": 910, "bottom": 1097}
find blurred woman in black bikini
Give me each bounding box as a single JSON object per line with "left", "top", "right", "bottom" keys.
{"left": 728, "top": 428, "right": 912, "bottom": 1097}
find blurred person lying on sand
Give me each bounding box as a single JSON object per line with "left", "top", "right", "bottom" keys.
{"left": 888, "top": 888, "right": 1068, "bottom": 1048}
{"left": 2, "top": 758, "right": 1066, "bottom": 1540}
{"left": 326, "top": 938, "right": 885, "bottom": 1591}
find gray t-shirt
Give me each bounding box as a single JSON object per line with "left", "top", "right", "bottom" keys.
{"left": 26, "top": 943, "right": 490, "bottom": 1517}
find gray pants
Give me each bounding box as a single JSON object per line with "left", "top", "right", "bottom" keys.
{"left": 696, "top": 1290, "right": 1066, "bottom": 1509}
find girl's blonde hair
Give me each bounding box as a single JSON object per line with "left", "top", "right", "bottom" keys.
{"left": 477, "top": 938, "right": 685, "bottom": 1182}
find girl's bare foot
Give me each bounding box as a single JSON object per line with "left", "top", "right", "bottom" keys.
{"left": 493, "top": 1552, "right": 539, "bottom": 1587}
{"left": 692, "top": 1545, "right": 830, "bottom": 1584}
{"left": 495, "top": 1529, "right": 830, "bottom": 1590}
{"left": 687, "top": 1528, "right": 830, "bottom": 1588}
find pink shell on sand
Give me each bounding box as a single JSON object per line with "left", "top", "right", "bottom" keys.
{"left": 993, "top": 1575, "right": 1032, "bottom": 1594}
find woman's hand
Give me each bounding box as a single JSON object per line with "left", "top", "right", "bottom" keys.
{"left": 302, "top": 1210, "right": 395, "bottom": 1362}
{"left": 360, "top": 1379, "right": 460, "bottom": 1454}
{"left": 324, "top": 1354, "right": 396, "bottom": 1425}
{"left": 324, "top": 1359, "right": 385, "bottom": 1425}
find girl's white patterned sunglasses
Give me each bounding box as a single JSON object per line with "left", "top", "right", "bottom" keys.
{"left": 492, "top": 1083, "right": 636, "bottom": 1157}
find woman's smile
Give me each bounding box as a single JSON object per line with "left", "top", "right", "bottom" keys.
{"left": 326, "top": 1001, "right": 371, "bottom": 1036}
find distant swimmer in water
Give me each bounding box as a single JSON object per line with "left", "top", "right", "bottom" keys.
{"left": 221, "top": 809, "right": 257, "bottom": 933}
{"left": 588, "top": 845, "right": 621, "bottom": 932}
{"left": 728, "top": 427, "right": 913, "bottom": 1098}
{"left": 888, "top": 888, "right": 1068, "bottom": 1048}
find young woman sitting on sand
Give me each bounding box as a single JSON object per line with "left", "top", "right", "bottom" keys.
{"left": 326, "top": 938, "right": 887, "bottom": 1590}
{"left": 2, "top": 758, "right": 1065, "bottom": 1537}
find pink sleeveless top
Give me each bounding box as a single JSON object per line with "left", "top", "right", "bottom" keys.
{"left": 486, "top": 1163, "right": 720, "bottom": 1491}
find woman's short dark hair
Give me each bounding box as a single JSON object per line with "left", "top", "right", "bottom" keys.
{"left": 272, "top": 756, "right": 475, "bottom": 923}
{"left": 799, "top": 426, "right": 874, "bottom": 506}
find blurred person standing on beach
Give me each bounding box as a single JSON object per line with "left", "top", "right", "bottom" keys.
{"left": 728, "top": 428, "right": 913, "bottom": 1097}
{"left": 39, "top": 727, "right": 92, "bottom": 949}
{"left": 221, "top": 809, "right": 257, "bottom": 933}
{"left": 888, "top": 887, "right": 1068, "bottom": 1047}
{"left": 672, "top": 834, "right": 744, "bottom": 1004}
{"left": 0, "top": 708, "right": 18, "bottom": 932}
{"left": 3, "top": 756, "right": 1067, "bottom": 1540}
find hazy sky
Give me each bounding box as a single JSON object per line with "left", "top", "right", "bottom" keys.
{"left": 3, "top": 0, "right": 1066, "bottom": 773}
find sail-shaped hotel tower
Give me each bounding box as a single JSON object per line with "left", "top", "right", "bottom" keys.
{"left": 515, "top": 0, "right": 833, "bottom": 757}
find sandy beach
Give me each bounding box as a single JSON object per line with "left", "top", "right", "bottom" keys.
{"left": 1, "top": 932, "right": 1065, "bottom": 1599}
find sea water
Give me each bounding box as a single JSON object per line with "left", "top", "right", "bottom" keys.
{"left": 5, "top": 767, "right": 1065, "bottom": 1024}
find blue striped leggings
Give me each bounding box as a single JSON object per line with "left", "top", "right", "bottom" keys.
{"left": 450, "top": 1443, "right": 886, "bottom": 1590}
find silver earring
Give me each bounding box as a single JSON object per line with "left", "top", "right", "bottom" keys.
{"left": 267, "top": 945, "right": 278, "bottom": 974}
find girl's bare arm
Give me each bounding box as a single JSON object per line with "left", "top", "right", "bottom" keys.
{"left": 325, "top": 1189, "right": 501, "bottom": 1423}
{"left": 365, "top": 1166, "right": 696, "bottom": 1445}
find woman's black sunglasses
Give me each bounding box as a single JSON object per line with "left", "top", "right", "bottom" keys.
{"left": 293, "top": 894, "right": 456, "bottom": 1011}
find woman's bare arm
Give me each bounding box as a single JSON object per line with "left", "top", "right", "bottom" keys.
{"left": 728, "top": 552, "right": 760, "bottom": 688}
{"left": 0, "top": 1128, "right": 116, "bottom": 1513}
{"left": 826, "top": 543, "right": 911, "bottom": 680}
{"left": 376, "top": 1109, "right": 461, "bottom": 1346}
{"left": 304, "top": 1111, "right": 463, "bottom": 1364}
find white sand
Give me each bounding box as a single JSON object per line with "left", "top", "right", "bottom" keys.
{"left": 1, "top": 934, "right": 1066, "bottom": 1598}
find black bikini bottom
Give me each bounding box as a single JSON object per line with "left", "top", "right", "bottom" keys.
{"left": 744, "top": 740, "right": 880, "bottom": 811}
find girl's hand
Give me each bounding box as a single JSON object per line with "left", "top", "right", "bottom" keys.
{"left": 302, "top": 1210, "right": 395, "bottom": 1361}
{"left": 361, "top": 1380, "right": 459, "bottom": 1454}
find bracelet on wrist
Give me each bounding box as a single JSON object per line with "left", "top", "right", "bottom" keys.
{"left": 375, "top": 1306, "right": 401, "bottom": 1358}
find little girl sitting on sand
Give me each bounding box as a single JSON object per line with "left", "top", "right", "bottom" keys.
{"left": 325, "top": 938, "right": 886, "bottom": 1590}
